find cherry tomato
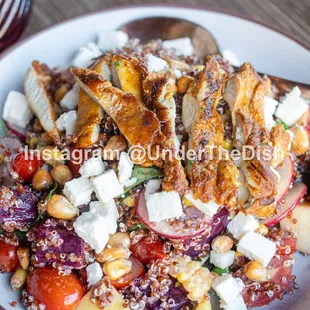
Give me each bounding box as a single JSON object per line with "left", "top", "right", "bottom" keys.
{"left": 68, "top": 146, "right": 90, "bottom": 178}
{"left": 239, "top": 232, "right": 296, "bottom": 307}
{"left": 12, "top": 152, "right": 42, "bottom": 182}
{"left": 0, "top": 241, "right": 19, "bottom": 272}
{"left": 27, "top": 267, "right": 85, "bottom": 310}
{"left": 111, "top": 256, "right": 145, "bottom": 289}
{"left": 130, "top": 237, "right": 168, "bottom": 265}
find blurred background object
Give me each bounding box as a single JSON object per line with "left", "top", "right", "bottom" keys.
{"left": 0, "top": 0, "right": 32, "bottom": 52}
{"left": 1, "top": 0, "right": 310, "bottom": 52}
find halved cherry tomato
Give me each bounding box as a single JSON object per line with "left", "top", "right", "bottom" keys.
{"left": 12, "top": 152, "right": 42, "bottom": 182}
{"left": 239, "top": 231, "right": 296, "bottom": 307}
{"left": 27, "top": 267, "right": 85, "bottom": 310}
{"left": 111, "top": 256, "right": 145, "bottom": 289}
{"left": 68, "top": 146, "right": 90, "bottom": 178}
{"left": 130, "top": 237, "right": 168, "bottom": 265}
{"left": 0, "top": 241, "right": 19, "bottom": 272}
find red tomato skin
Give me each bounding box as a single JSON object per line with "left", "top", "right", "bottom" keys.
{"left": 27, "top": 267, "right": 85, "bottom": 310}
{"left": 12, "top": 153, "right": 42, "bottom": 182}
{"left": 111, "top": 256, "right": 145, "bottom": 289}
{"left": 0, "top": 241, "right": 19, "bottom": 272}
{"left": 130, "top": 237, "right": 168, "bottom": 265}
{"left": 240, "top": 235, "right": 296, "bottom": 307}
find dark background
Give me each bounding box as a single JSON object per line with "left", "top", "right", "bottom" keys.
{"left": 23, "top": 0, "right": 310, "bottom": 46}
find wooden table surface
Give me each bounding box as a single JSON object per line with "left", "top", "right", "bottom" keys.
{"left": 23, "top": 0, "right": 310, "bottom": 46}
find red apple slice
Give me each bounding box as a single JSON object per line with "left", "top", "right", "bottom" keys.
{"left": 136, "top": 189, "right": 210, "bottom": 239}
{"left": 275, "top": 156, "right": 294, "bottom": 202}
{"left": 261, "top": 183, "right": 307, "bottom": 227}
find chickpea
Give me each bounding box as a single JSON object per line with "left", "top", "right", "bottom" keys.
{"left": 32, "top": 169, "right": 53, "bottom": 191}
{"left": 103, "top": 135, "right": 127, "bottom": 160}
{"left": 40, "top": 146, "right": 64, "bottom": 166}
{"left": 40, "top": 132, "right": 53, "bottom": 145}
{"left": 51, "top": 164, "right": 73, "bottom": 186}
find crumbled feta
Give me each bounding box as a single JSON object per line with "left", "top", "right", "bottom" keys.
{"left": 222, "top": 49, "right": 241, "bottom": 66}
{"left": 174, "top": 69, "right": 182, "bottom": 79}
{"left": 71, "top": 42, "right": 102, "bottom": 68}
{"left": 73, "top": 200, "right": 118, "bottom": 253}
{"left": 56, "top": 111, "right": 77, "bottom": 135}
{"left": 97, "top": 30, "right": 129, "bottom": 52}
{"left": 86, "top": 262, "right": 103, "bottom": 286}
{"left": 144, "top": 179, "right": 162, "bottom": 199}
{"left": 222, "top": 295, "right": 247, "bottom": 310}
{"left": 63, "top": 177, "right": 93, "bottom": 206}
{"left": 60, "top": 83, "right": 80, "bottom": 110}
{"left": 146, "top": 191, "right": 183, "bottom": 222}
{"left": 264, "top": 96, "right": 278, "bottom": 130}
{"left": 91, "top": 170, "right": 124, "bottom": 202}
{"left": 184, "top": 191, "right": 219, "bottom": 217}
{"left": 237, "top": 232, "right": 277, "bottom": 267}
{"left": 118, "top": 152, "right": 134, "bottom": 184}
{"left": 146, "top": 54, "right": 169, "bottom": 72}
{"left": 162, "top": 38, "right": 193, "bottom": 56}
{"left": 2, "top": 91, "right": 33, "bottom": 128}
{"left": 79, "top": 157, "right": 105, "bottom": 177}
{"left": 227, "top": 212, "right": 259, "bottom": 240}
{"left": 210, "top": 250, "right": 235, "bottom": 269}
{"left": 275, "top": 87, "right": 309, "bottom": 127}
{"left": 212, "top": 274, "right": 245, "bottom": 303}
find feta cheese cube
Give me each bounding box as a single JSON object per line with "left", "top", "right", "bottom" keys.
{"left": 174, "top": 69, "right": 182, "bottom": 79}
{"left": 97, "top": 30, "right": 129, "bottom": 52}
{"left": 60, "top": 83, "right": 80, "bottom": 110}
{"left": 146, "top": 54, "right": 169, "bottom": 72}
{"left": 237, "top": 232, "right": 277, "bottom": 267}
{"left": 146, "top": 191, "right": 183, "bottom": 222}
{"left": 212, "top": 274, "right": 244, "bottom": 303}
{"left": 184, "top": 191, "right": 219, "bottom": 218}
{"left": 210, "top": 250, "right": 235, "bottom": 269}
{"left": 2, "top": 91, "right": 33, "bottom": 128}
{"left": 222, "top": 295, "right": 247, "bottom": 310}
{"left": 63, "top": 177, "right": 93, "bottom": 206}
{"left": 162, "top": 38, "right": 194, "bottom": 56}
{"left": 79, "top": 157, "right": 105, "bottom": 177}
{"left": 264, "top": 96, "right": 278, "bottom": 130}
{"left": 56, "top": 111, "right": 77, "bottom": 135}
{"left": 91, "top": 170, "right": 124, "bottom": 202}
{"left": 275, "top": 87, "right": 309, "bottom": 127}
{"left": 86, "top": 262, "right": 103, "bottom": 286}
{"left": 144, "top": 179, "right": 162, "bottom": 199}
{"left": 73, "top": 200, "right": 118, "bottom": 253}
{"left": 227, "top": 212, "right": 259, "bottom": 240}
{"left": 118, "top": 152, "right": 134, "bottom": 184}
{"left": 71, "top": 42, "right": 102, "bottom": 68}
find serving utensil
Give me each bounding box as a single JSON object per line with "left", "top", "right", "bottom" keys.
{"left": 119, "top": 17, "right": 310, "bottom": 97}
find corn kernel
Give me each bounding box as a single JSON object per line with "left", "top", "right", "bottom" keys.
{"left": 195, "top": 299, "right": 212, "bottom": 310}
{"left": 123, "top": 195, "right": 136, "bottom": 207}
{"left": 47, "top": 194, "right": 79, "bottom": 220}
{"left": 96, "top": 245, "right": 130, "bottom": 263}
{"left": 182, "top": 196, "right": 193, "bottom": 207}
{"left": 244, "top": 261, "right": 268, "bottom": 282}
{"left": 255, "top": 223, "right": 269, "bottom": 235}
{"left": 17, "top": 248, "right": 30, "bottom": 270}
{"left": 211, "top": 235, "right": 234, "bottom": 254}
{"left": 103, "top": 259, "right": 132, "bottom": 281}
{"left": 108, "top": 232, "right": 131, "bottom": 248}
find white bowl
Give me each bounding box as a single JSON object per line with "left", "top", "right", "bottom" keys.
{"left": 0, "top": 5, "right": 309, "bottom": 309}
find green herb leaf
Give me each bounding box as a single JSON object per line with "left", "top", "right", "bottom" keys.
{"left": 212, "top": 266, "right": 229, "bottom": 276}
{"left": 128, "top": 223, "right": 148, "bottom": 232}
{"left": 276, "top": 120, "right": 289, "bottom": 130}
{"left": 46, "top": 183, "right": 58, "bottom": 202}
{"left": 0, "top": 120, "right": 8, "bottom": 138}
{"left": 0, "top": 228, "right": 27, "bottom": 241}
{"left": 123, "top": 165, "right": 163, "bottom": 195}
{"left": 115, "top": 61, "right": 121, "bottom": 66}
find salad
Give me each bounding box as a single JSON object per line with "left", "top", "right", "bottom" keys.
{"left": 0, "top": 30, "right": 309, "bottom": 310}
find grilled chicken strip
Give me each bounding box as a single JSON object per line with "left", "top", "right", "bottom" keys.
{"left": 182, "top": 56, "right": 239, "bottom": 204}
{"left": 71, "top": 68, "right": 165, "bottom": 152}
{"left": 24, "top": 62, "right": 60, "bottom": 144}
{"left": 223, "top": 63, "right": 278, "bottom": 215}
{"left": 143, "top": 72, "right": 189, "bottom": 195}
